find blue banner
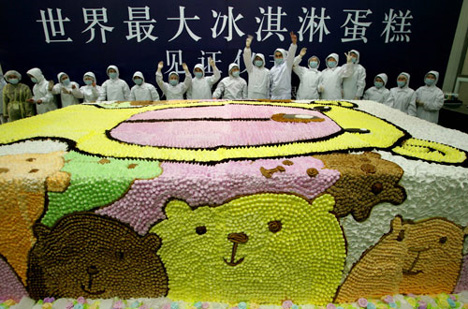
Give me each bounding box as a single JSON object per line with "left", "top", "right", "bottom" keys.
{"left": 0, "top": 0, "right": 463, "bottom": 95}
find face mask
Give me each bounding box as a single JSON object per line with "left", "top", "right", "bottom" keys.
{"left": 134, "top": 79, "right": 143, "bottom": 85}
{"left": 275, "top": 58, "right": 284, "bottom": 65}
{"left": 327, "top": 61, "right": 337, "bottom": 68}
{"left": 169, "top": 79, "right": 178, "bottom": 86}
{"left": 254, "top": 60, "right": 263, "bottom": 67}
{"left": 9, "top": 78, "right": 19, "bottom": 85}
{"left": 351, "top": 57, "right": 357, "bottom": 64}
{"left": 194, "top": 72, "right": 203, "bottom": 78}
{"left": 397, "top": 81, "right": 406, "bottom": 88}
{"left": 232, "top": 71, "right": 240, "bottom": 77}
{"left": 84, "top": 79, "right": 93, "bottom": 85}
{"left": 109, "top": 72, "right": 117, "bottom": 79}
{"left": 425, "top": 78, "right": 435, "bottom": 86}
{"left": 374, "top": 81, "right": 384, "bottom": 89}
{"left": 62, "top": 78, "right": 70, "bottom": 86}
{"left": 31, "top": 78, "right": 38, "bottom": 83}
{"left": 309, "top": 61, "right": 318, "bottom": 69}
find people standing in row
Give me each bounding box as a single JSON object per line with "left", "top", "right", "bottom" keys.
{"left": 1, "top": 58, "right": 447, "bottom": 126}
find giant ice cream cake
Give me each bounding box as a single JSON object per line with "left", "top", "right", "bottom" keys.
{"left": 1, "top": 99, "right": 468, "bottom": 307}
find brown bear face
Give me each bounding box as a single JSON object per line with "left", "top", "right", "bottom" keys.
{"left": 398, "top": 218, "right": 467, "bottom": 294}
{"left": 317, "top": 152, "right": 406, "bottom": 221}
{"left": 27, "top": 213, "right": 168, "bottom": 299}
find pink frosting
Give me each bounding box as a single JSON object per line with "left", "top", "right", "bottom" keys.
{"left": 0, "top": 257, "right": 28, "bottom": 302}
{"left": 109, "top": 104, "right": 341, "bottom": 148}
{"left": 97, "top": 156, "right": 340, "bottom": 234}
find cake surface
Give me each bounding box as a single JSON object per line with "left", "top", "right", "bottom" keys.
{"left": 0, "top": 100, "right": 468, "bottom": 307}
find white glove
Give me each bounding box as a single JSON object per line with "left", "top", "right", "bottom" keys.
{"left": 290, "top": 31, "right": 297, "bottom": 44}
{"left": 182, "top": 63, "right": 189, "bottom": 73}
{"left": 345, "top": 52, "right": 352, "bottom": 64}
{"left": 209, "top": 57, "right": 216, "bottom": 68}
{"left": 300, "top": 48, "right": 307, "bottom": 57}
{"left": 246, "top": 35, "right": 253, "bottom": 48}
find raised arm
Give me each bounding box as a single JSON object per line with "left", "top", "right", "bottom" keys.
{"left": 243, "top": 35, "right": 254, "bottom": 74}
{"left": 286, "top": 32, "right": 298, "bottom": 71}
{"left": 181, "top": 63, "right": 192, "bottom": 92}
{"left": 155, "top": 61, "right": 169, "bottom": 94}
{"left": 293, "top": 48, "right": 307, "bottom": 79}
{"left": 338, "top": 52, "right": 354, "bottom": 79}
{"left": 207, "top": 57, "right": 221, "bottom": 85}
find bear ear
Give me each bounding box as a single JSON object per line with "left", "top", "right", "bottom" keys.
{"left": 312, "top": 194, "right": 335, "bottom": 212}
{"left": 143, "top": 233, "right": 162, "bottom": 251}
{"left": 33, "top": 222, "right": 51, "bottom": 240}
{"left": 164, "top": 199, "right": 192, "bottom": 218}
{"left": 391, "top": 215, "right": 403, "bottom": 232}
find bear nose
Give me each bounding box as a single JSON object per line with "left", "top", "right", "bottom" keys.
{"left": 87, "top": 265, "right": 99, "bottom": 275}
{"left": 227, "top": 232, "right": 249, "bottom": 244}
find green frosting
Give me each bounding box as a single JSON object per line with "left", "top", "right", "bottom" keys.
{"left": 43, "top": 151, "right": 161, "bottom": 226}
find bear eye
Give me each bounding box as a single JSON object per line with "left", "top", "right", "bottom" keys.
{"left": 196, "top": 226, "right": 207, "bottom": 235}
{"left": 115, "top": 250, "right": 125, "bottom": 261}
{"left": 371, "top": 182, "right": 383, "bottom": 195}
{"left": 439, "top": 236, "right": 447, "bottom": 244}
{"left": 268, "top": 220, "right": 282, "bottom": 233}
{"left": 397, "top": 230, "right": 405, "bottom": 242}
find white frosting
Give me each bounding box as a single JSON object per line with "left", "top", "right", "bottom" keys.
{"left": 0, "top": 140, "right": 68, "bottom": 156}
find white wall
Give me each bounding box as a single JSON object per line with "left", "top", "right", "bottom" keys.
{"left": 443, "top": 0, "right": 468, "bottom": 92}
